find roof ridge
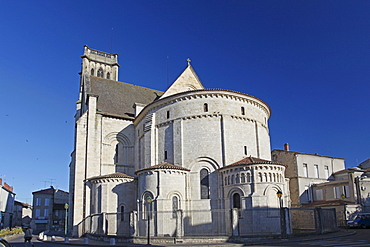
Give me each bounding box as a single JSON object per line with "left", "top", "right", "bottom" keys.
{"left": 219, "top": 156, "right": 284, "bottom": 170}
{"left": 90, "top": 75, "right": 164, "bottom": 94}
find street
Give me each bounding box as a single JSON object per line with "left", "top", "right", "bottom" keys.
{"left": 248, "top": 229, "right": 370, "bottom": 247}
{"left": 5, "top": 235, "right": 80, "bottom": 247}
{"left": 5, "top": 229, "right": 370, "bottom": 247}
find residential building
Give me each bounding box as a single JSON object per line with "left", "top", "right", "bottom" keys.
{"left": 303, "top": 167, "right": 370, "bottom": 225}
{"left": 271, "top": 145, "right": 345, "bottom": 207}
{"left": 32, "top": 186, "right": 69, "bottom": 232}
{"left": 359, "top": 159, "right": 370, "bottom": 169}
{"left": 12, "top": 201, "right": 32, "bottom": 227}
{"left": 0, "top": 179, "right": 15, "bottom": 229}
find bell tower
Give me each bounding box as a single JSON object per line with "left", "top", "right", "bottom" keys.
{"left": 80, "top": 45, "right": 120, "bottom": 81}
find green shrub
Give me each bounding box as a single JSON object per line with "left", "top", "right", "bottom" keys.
{"left": 0, "top": 227, "right": 23, "bottom": 238}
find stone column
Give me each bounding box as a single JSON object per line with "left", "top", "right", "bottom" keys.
{"left": 176, "top": 210, "right": 184, "bottom": 238}
{"left": 130, "top": 211, "right": 137, "bottom": 237}
{"left": 231, "top": 208, "right": 239, "bottom": 236}
{"left": 102, "top": 212, "right": 106, "bottom": 235}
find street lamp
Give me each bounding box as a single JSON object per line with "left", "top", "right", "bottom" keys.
{"left": 145, "top": 195, "right": 153, "bottom": 245}
{"left": 276, "top": 190, "right": 283, "bottom": 208}
{"left": 64, "top": 203, "right": 69, "bottom": 237}
{"left": 340, "top": 193, "right": 347, "bottom": 229}
{"left": 276, "top": 190, "right": 286, "bottom": 238}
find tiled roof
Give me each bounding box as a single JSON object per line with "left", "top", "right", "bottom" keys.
{"left": 135, "top": 162, "right": 190, "bottom": 174}
{"left": 32, "top": 187, "right": 54, "bottom": 194}
{"left": 301, "top": 199, "right": 358, "bottom": 208}
{"left": 86, "top": 172, "right": 134, "bottom": 181}
{"left": 272, "top": 149, "right": 345, "bottom": 160}
{"left": 219, "top": 156, "right": 283, "bottom": 171}
{"left": 32, "top": 187, "right": 68, "bottom": 194}
{"left": 86, "top": 75, "right": 163, "bottom": 118}
{"left": 15, "top": 201, "right": 31, "bottom": 207}
{"left": 333, "top": 167, "right": 366, "bottom": 174}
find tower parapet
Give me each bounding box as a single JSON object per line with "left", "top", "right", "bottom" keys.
{"left": 81, "top": 45, "right": 120, "bottom": 81}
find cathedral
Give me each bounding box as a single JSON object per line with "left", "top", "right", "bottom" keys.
{"left": 69, "top": 46, "right": 290, "bottom": 240}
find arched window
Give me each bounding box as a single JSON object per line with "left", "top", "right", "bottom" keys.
{"left": 232, "top": 193, "right": 241, "bottom": 209}
{"left": 97, "top": 68, "right": 103, "bottom": 78}
{"left": 200, "top": 169, "right": 209, "bottom": 199}
{"left": 236, "top": 174, "right": 240, "bottom": 184}
{"left": 241, "top": 107, "right": 245, "bottom": 115}
{"left": 203, "top": 103, "right": 208, "bottom": 112}
{"left": 172, "top": 196, "right": 179, "bottom": 218}
{"left": 114, "top": 144, "right": 119, "bottom": 164}
{"left": 106, "top": 72, "right": 110, "bottom": 79}
{"left": 241, "top": 173, "right": 245, "bottom": 183}
{"left": 247, "top": 173, "right": 251, "bottom": 182}
{"left": 224, "top": 177, "right": 228, "bottom": 186}
{"left": 231, "top": 175, "right": 235, "bottom": 184}
{"left": 120, "top": 205, "right": 125, "bottom": 221}
{"left": 91, "top": 68, "right": 94, "bottom": 76}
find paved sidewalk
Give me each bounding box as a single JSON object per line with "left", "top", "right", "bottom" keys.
{"left": 41, "top": 229, "right": 356, "bottom": 246}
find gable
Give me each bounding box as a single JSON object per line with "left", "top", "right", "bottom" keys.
{"left": 160, "top": 63, "right": 204, "bottom": 99}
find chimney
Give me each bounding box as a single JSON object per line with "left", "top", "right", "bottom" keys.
{"left": 284, "top": 143, "right": 290, "bottom": 151}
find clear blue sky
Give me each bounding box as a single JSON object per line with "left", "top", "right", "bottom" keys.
{"left": 1, "top": 1, "right": 369, "bottom": 203}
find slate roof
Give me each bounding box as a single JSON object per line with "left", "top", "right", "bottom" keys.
{"left": 85, "top": 75, "right": 164, "bottom": 119}
{"left": 219, "top": 156, "right": 284, "bottom": 171}
{"left": 135, "top": 162, "right": 190, "bottom": 174}
{"left": 86, "top": 172, "right": 134, "bottom": 181}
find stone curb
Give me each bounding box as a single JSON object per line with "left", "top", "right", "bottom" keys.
{"left": 242, "top": 230, "right": 357, "bottom": 246}
{"left": 41, "top": 230, "right": 357, "bottom": 246}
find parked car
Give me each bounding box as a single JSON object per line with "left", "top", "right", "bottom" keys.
{"left": 0, "top": 238, "right": 12, "bottom": 247}
{"left": 347, "top": 213, "right": 370, "bottom": 228}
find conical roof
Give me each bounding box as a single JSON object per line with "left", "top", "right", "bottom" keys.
{"left": 219, "top": 157, "right": 284, "bottom": 171}
{"left": 135, "top": 162, "right": 190, "bottom": 174}
{"left": 86, "top": 172, "right": 134, "bottom": 181}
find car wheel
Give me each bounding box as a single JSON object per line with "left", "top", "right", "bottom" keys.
{"left": 361, "top": 224, "right": 367, "bottom": 229}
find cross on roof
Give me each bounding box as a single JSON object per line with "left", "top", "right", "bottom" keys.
{"left": 187, "top": 58, "right": 191, "bottom": 66}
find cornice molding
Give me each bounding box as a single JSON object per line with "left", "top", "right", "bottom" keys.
{"left": 134, "top": 90, "right": 271, "bottom": 125}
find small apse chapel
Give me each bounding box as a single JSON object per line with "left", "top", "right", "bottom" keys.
{"left": 69, "top": 46, "right": 290, "bottom": 239}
